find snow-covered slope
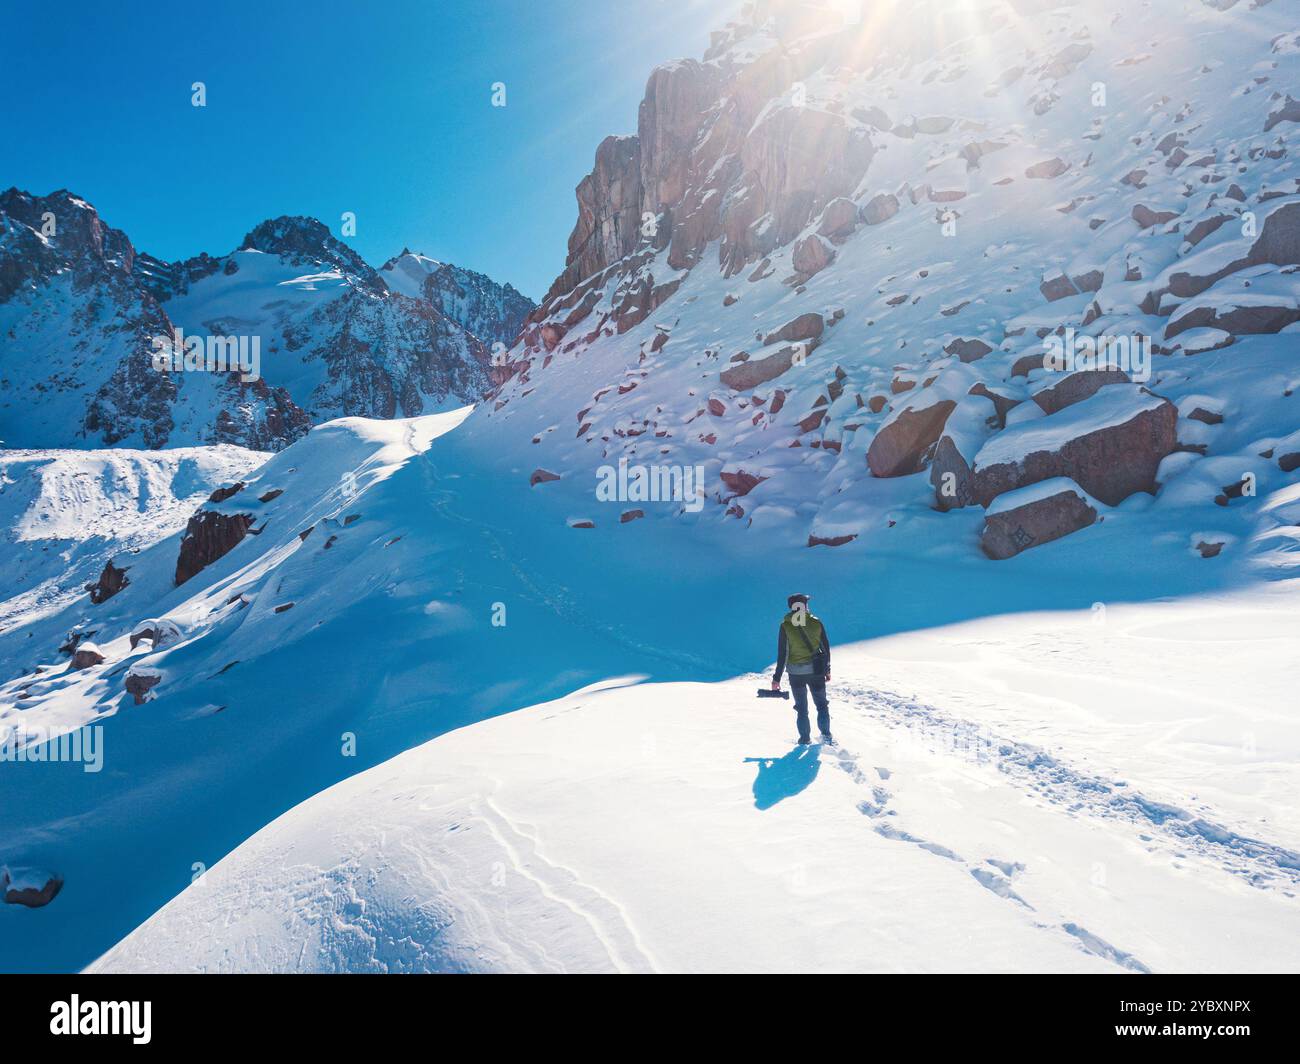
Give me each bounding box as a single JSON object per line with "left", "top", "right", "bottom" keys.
{"left": 489, "top": 0, "right": 1300, "bottom": 563}
{"left": 4, "top": 398, "right": 1298, "bottom": 972}
{"left": 0, "top": 446, "right": 266, "bottom": 633}
{"left": 0, "top": 193, "right": 533, "bottom": 450}
{"left": 90, "top": 590, "right": 1300, "bottom": 973}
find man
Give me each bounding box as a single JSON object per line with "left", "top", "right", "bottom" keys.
{"left": 771, "top": 593, "right": 833, "bottom": 746}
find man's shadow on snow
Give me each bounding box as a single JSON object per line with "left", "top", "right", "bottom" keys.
{"left": 744, "top": 745, "right": 821, "bottom": 810}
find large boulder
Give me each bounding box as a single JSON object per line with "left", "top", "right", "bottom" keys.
{"left": 792, "top": 234, "right": 835, "bottom": 277}
{"left": 861, "top": 192, "right": 900, "bottom": 225}
{"left": 720, "top": 345, "right": 800, "bottom": 390}
{"left": 1031, "top": 368, "right": 1131, "bottom": 414}
{"left": 868, "top": 395, "right": 958, "bottom": 477}
{"left": 818, "top": 197, "right": 859, "bottom": 243}
{"left": 981, "top": 478, "right": 1100, "bottom": 559}
{"left": 969, "top": 385, "right": 1177, "bottom": 506}
{"left": 943, "top": 337, "right": 993, "bottom": 363}
{"left": 762, "top": 312, "right": 824, "bottom": 346}
{"left": 1142, "top": 197, "right": 1300, "bottom": 311}
{"left": 1165, "top": 284, "right": 1300, "bottom": 339}
{"left": 930, "top": 395, "right": 998, "bottom": 510}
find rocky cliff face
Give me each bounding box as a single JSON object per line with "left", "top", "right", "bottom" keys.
{"left": 381, "top": 251, "right": 534, "bottom": 350}
{"left": 487, "top": 0, "right": 1300, "bottom": 559}
{"left": 1, "top": 192, "right": 533, "bottom": 450}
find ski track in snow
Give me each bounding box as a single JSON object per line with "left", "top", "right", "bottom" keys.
{"left": 811, "top": 680, "right": 1300, "bottom": 973}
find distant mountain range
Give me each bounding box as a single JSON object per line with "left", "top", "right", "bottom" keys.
{"left": 0, "top": 188, "right": 533, "bottom": 451}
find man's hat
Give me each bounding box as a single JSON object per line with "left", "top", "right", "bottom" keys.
{"left": 787, "top": 593, "right": 810, "bottom": 608}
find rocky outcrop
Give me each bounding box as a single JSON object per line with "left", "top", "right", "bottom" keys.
{"left": 175, "top": 511, "right": 255, "bottom": 585}
{"left": 86, "top": 560, "right": 129, "bottom": 605}
{"left": 530, "top": 468, "right": 561, "bottom": 487}
{"left": 981, "top": 479, "right": 1099, "bottom": 559}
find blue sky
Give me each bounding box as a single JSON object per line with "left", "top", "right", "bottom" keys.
{"left": 1, "top": 0, "right": 735, "bottom": 301}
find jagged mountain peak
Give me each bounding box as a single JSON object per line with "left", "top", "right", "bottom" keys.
{"left": 238, "top": 215, "right": 385, "bottom": 293}
{"left": 380, "top": 250, "right": 535, "bottom": 348}
{"left": 0, "top": 186, "right": 137, "bottom": 280}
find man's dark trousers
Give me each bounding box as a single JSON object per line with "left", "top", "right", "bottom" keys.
{"left": 790, "top": 674, "right": 830, "bottom": 742}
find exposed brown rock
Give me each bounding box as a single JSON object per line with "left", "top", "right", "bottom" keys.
{"left": 762, "top": 312, "right": 824, "bottom": 346}
{"left": 720, "top": 470, "right": 766, "bottom": 497}
{"left": 1039, "top": 270, "right": 1079, "bottom": 302}
{"left": 125, "top": 670, "right": 162, "bottom": 705}
{"left": 1025, "top": 157, "right": 1069, "bottom": 179}
{"left": 530, "top": 468, "right": 561, "bottom": 487}
{"left": 2, "top": 870, "right": 63, "bottom": 908}
{"left": 867, "top": 399, "right": 957, "bottom": 477}
{"left": 861, "top": 192, "right": 900, "bottom": 225}
{"left": 86, "top": 560, "right": 129, "bottom": 605}
{"left": 208, "top": 482, "right": 245, "bottom": 504}
{"left": 1132, "top": 203, "right": 1179, "bottom": 229}
{"left": 720, "top": 345, "right": 798, "bottom": 390}
{"left": 175, "top": 511, "right": 255, "bottom": 585}
{"left": 944, "top": 337, "right": 993, "bottom": 363}
{"left": 792, "top": 234, "right": 835, "bottom": 277}
{"left": 1032, "top": 368, "right": 1131, "bottom": 414}
{"left": 982, "top": 482, "right": 1098, "bottom": 559}
{"left": 70, "top": 643, "right": 106, "bottom": 670}
{"left": 807, "top": 533, "right": 857, "bottom": 547}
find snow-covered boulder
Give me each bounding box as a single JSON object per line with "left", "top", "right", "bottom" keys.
{"left": 981, "top": 478, "right": 1101, "bottom": 559}
{"left": 1031, "top": 368, "right": 1131, "bottom": 415}
{"left": 129, "top": 618, "right": 181, "bottom": 651}
{"left": 930, "top": 395, "right": 998, "bottom": 510}
{"left": 719, "top": 345, "right": 799, "bottom": 391}
{"left": 969, "top": 385, "right": 1177, "bottom": 507}
{"left": 761, "top": 312, "right": 824, "bottom": 346}
{"left": 125, "top": 665, "right": 163, "bottom": 705}
{"left": 1165, "top": 272, "right": 1300, "bottom": 339}
{"left": 1, "top": 866, "right": 63, "bottom": 909}
{"left": 70, "top": 642, "right": 106, "bottom": 670}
